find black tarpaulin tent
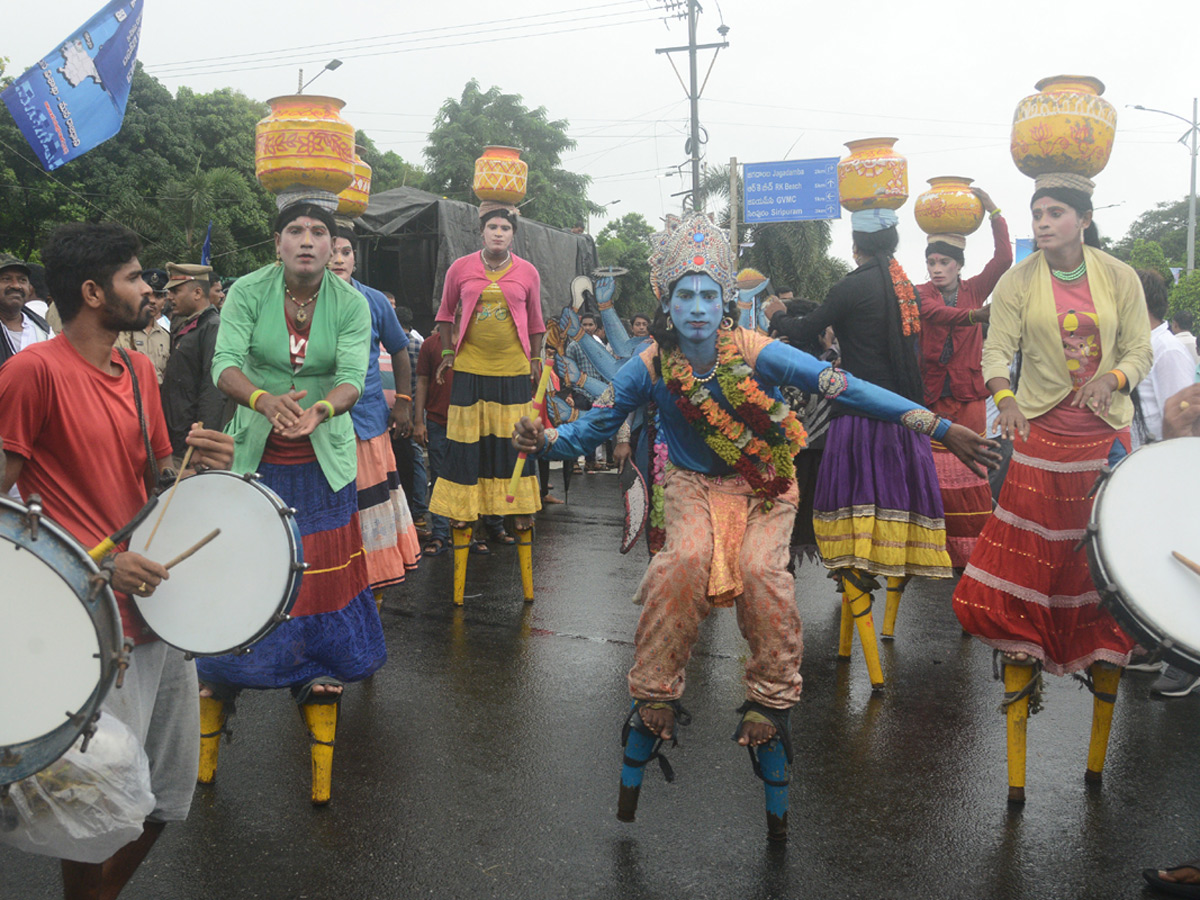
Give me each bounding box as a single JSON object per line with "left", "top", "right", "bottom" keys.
{"left": 354, "top": 186, "right": 598, "bottom": 335}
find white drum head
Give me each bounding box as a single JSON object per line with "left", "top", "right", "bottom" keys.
{"left": 130, "top": 473, "right": 297, "bottom": 654}
{"left": 1094, "top": 438, "right": 1200, "bottom": 655}
{"left": 0, "top": 543, "right": 101, "bottom": 745}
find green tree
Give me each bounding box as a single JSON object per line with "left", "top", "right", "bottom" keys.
{"left": 1170, "top": 269, "right": 1200, "bottom": 321}
{"left": 595, "top": 212, "right": 656, "bottom": 318}
{"left": 701, "top": 163, "right": 849, "bottom": 302}
{"left": 1127, "top": 238, "right": 1175, "bottom": 284}
{"left": 423, "top": 80, "right": 599, "bottom": 228}
{"left": 1113, "top": 197, "right": 1197, "bottom": 269}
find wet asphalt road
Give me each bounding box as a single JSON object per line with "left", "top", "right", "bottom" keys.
{"left": 4, "top": 471, "right": 1200, "bottom": 900}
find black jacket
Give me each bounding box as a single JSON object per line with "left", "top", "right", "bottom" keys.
{"left": 160, "top": 306, "right": 229, "bottom": 455}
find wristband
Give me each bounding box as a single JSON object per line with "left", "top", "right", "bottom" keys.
{"left": 1107, "top": 369, "right": 1128, "bottom": 391}
{"left": 989, "top": 208, "right": 1002, "bottom": 219}
{"left": 316, "top": 400, "right": 336, "bottom": 420}
{"left": 395, "top": 393, "right": 412, "bottom": 402}
{"left": 967, "top": 310, "right": 975, "bottom": 325}
{"left": 441, "top": 348, "right": 455, "bottom": 357}
{"left": 993, "top": 389, "right": 1016, "bottom": 405}
{"left": 931, "top": 418, "right": 951, "bottom": 442}
{"left": 249, "top": 389, "right": 267, "bottom": 411}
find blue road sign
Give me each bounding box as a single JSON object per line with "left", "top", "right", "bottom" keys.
{"left": 743, "top": 158, "right": 841, "bottom": 224}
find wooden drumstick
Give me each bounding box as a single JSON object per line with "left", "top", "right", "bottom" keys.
{"left": 143, "top": 422, "right": 202, "bottom": 551}
{"left": 506, "top": 364, "right": 554, "bottom": 503}
{"left": 1172, "top": 551, "right": 1200, "bottom": 579}
{"left": 164, "top": 529, "right": 221, "bottom": 571}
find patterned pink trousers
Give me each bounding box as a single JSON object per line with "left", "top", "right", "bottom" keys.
{"left": 629, "top": 468, "right": 804, "bottom": 709}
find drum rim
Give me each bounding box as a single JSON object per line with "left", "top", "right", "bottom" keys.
{"left": 127, "top": 470, "right": 304, "bottom": 656}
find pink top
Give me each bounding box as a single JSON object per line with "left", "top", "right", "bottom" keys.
{"left": 1037, "top": 275, "right": 1112, "bottom": 436}
{"left": 435, "top": 251, "right": 545, "bottom": 359}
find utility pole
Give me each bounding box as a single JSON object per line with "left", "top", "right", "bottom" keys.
{"left": 656, "top": 0, "right": 728, "bottom": 213}
{"left": 1130, "top": 98, "right": 1200, "bottom": 274}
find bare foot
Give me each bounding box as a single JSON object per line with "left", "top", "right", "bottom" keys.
{"left": 1004, "top": 651, "right": 1031, "bottom": 663}
{"left": 513, "top": 514, "right": 533, "bottom": 531}
{"left": 542, "top": 493, "right": 564, "bottom": 505}
{"left": 736, "top": 715, "right": 777, "bottom": 747}
{"left": 1159, "top": 865, "right": 1200, "bottom": 884}
{"left": 199, "top": 684, "right": 213, "bottom": 699}
{"left": 310, "top": 683, "right": 343, "bottom": 698}
{"left": 638, "top": 705, "right": 675, "bottom": 740}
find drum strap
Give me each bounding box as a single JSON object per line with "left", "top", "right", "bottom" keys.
{"left": 117, "top": 347, "right": 161, "bottom": 495}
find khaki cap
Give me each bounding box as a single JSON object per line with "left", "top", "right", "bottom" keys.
{"left": 166, "top": 262, "right": 213, "bottom": 289}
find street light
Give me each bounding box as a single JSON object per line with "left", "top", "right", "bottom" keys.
{"left": 298, "top": 59, "right": 343, "bottom": 94}
{"left": 1129, "top": 99, "right": 1199, "bottom": 273}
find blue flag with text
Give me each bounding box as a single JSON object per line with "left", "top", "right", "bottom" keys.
{"left": 1, "top": 0, "right": 143, "bottom": 172}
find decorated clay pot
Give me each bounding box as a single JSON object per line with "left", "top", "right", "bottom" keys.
{"left": 837, "top": 137, "right": 908, "bottom": 212}
{"left": 1010, "top": 76, "right": 1116, "bottom": 178}
{"left": 472, "top": 145, "right": 528, "bottom": 204}
{"left": 255, "top": 95, "right": 355, "bottom": 196}
{"left": 336, "top": 150, "right": 373, "bottom": 218}
{"left": 914, "top": 177, "right": 984, "bottom": 236}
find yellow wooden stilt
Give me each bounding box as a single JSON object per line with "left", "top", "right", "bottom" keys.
{"left": 837, "top": 595, "right": 854, "bottom": 659}
{"left": 1085, "top": 662, "right": 1122, "bottom": 784}
{"left": 451, "top": 525, "right": 472, "bottom": 606}
{"left": 301, "top": 702, "right": 337, "bottom": 805}
{"left": 844, "top": 573, "right": 884, "bottom": 689}
{"left": 517, "top": 528, "right": 534, "bottom": 602}
{"left": 881, "top": 576, "right": 908, "bottom": 640}
{"left": 1004, "top": 661, "right": 1035, "bottom": 803}
{"left": 197, "top": 697, "right": 225, "bottom": 785}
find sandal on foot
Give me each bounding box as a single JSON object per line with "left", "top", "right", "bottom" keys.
{"left": 490, "top": 529, "right": 517, "bottom": 545}
{"left": 1143, "top": 862, "right": 1200, "bottom": 898}
{"left": 469, "top": 539, "right": 491, "bottom": 555}
{"left": 292, "top": 676, "right": 343, "bottom": 706}
{"left": 423, "top": 537, "right": 449, "bottom": 557}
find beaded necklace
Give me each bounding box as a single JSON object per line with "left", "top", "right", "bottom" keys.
{"left": 1051, "top": 260, "right": 1087, "bottom": 283}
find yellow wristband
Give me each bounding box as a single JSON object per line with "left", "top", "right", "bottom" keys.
{"left": 989, "top": 208, "right": 1002, "bottom": 219}
{"left": 1107, "top": 369, "right": 1128, "bottom": 391}
{"left": 993, "top": 389, "right": 1015, "bottom": 405}
{"left": 316, "top": 400, "right": 336, "bottom": 420}
{"left": 248, "top": 389, "right": 267, "bottom": 411}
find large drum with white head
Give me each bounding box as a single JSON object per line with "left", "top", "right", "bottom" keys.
{"left": 0, "top": 496, "right": 124, "bottom": 785}
{"left": 129, "top": 470, "right": 304, "bottom": 656}
{"left": 1087, "top": 438, "right": 1200, "bottom": 674}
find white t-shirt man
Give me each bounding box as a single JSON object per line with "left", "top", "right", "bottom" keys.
{"left": 1134, "top": 320, "right": 1196, "bottom": 448}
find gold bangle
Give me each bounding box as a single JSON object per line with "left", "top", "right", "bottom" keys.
{"left": 993, "top": 389, "right": 1016, "bottom": 405}
{"left": 967, "top": 310, "right": 975, "bottom": 325}
{"left": 249, "top": 389, "right": 267, "bottom": 411}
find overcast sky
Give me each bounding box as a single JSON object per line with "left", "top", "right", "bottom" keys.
{"left": 9, "top": 0, "right": 1197, "bottom": 282}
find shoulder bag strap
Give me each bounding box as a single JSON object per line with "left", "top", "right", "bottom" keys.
{"left": 116, "top": 346, "right": 161, "bottom": 494}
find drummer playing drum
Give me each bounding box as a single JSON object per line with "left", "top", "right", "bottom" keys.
{"left": 0, "top": 223, "right": 233, "bottom": 899}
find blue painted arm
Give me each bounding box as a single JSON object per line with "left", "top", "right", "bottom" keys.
{"left": 544, "top": 361, "right": 653, "bottom": 460}
{"left": 757, "top": 341, "right": 950, "bottom": 440}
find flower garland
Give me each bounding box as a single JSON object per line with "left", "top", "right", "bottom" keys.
{"left": 890, "top": 258, "right": 920, "bottom": 337}
{"left": 661, "top": 330, "right": 806, "bottom": 501}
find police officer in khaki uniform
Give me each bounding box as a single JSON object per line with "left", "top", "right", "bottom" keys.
{"left": 116, "top": 267, "right": 171, "bottom": 383}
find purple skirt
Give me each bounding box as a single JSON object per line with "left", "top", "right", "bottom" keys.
{"left": 811, "top": 415, "right": 951, "bottom": 578}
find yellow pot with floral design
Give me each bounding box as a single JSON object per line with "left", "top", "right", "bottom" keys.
{"left": 255, "top": 95, "right": 355, "bottom": 195}
{"left": 914, "top": 177, "right": 984, "bottom": 236}
{"left": 472, "top": 146, "right": 528, "bottom": 204}
{"left": 1010, "top": 76, "right": 1116, "bottom": 178}
{"left": 337, "top": 151, "right": 373, "bottom": 218}
{"left": 837, "top": 137, "right": 908, "bottom": 212}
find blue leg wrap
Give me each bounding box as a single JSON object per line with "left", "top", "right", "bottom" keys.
{"left": 758, "top": 738, "right": 789, "bottom": 819}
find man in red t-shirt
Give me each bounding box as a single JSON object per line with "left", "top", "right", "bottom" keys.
{"left": 0, "top": 223, "right": 232, "bottom": 899}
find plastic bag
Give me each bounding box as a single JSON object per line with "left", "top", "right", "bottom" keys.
{"left": 0, "top": 712, "right": 155, "bottom": 863}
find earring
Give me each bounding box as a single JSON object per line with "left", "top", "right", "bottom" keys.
{"left": 721, "top": 316, "right": 734, "bottom": 331}
{"left": 665, "top": 318, "right": 674, "bottom": 331}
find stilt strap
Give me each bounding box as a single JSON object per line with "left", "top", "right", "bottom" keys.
{"left": 732, "top": 701, "right": 793, "bottom": 786}
{"left": 1071, "top": 669, "right": 1117, "bottom": 704}
{"left": 622, "top": 700, "right": 691, "bottom": 784}
{"left": 994, "top": 651, "right": 1045, "bottom": 715}
{"left": 833, "top": 568, "right": 881, "bottom": 596}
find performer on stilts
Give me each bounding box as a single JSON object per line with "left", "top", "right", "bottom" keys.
{"left": 428, "top": 200, "right": 544, "bottom": 604}
{"left": 915, "top": 187, "right": 1012, "bottom": 570}
{"left": 197, "top": 202, "right": 384, "bottom": 805}
{"left": 952, "top": 175, "right": 1152, "bottom": 803}
{"left": 329, "top": 226, "right": 422, "bottom": 610}
{"left": 513, "top": 214, "right": 996, "bottom": 840}
{"left": 765, "top": 208, "right": 955, "bottom": 685}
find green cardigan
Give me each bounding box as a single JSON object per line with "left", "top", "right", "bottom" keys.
{"left": 212, "top": 263, "right": 370, "bottom": 491}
